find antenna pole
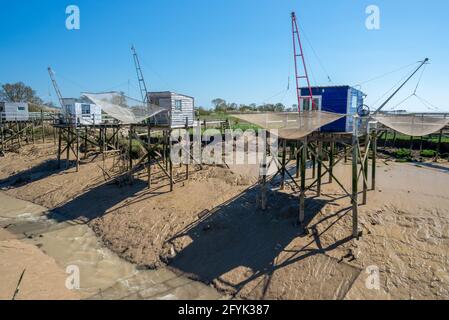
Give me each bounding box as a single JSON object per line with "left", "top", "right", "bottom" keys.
{"left": 373, "top": 58, "right": 429, "bottom": 115}
{"left": 291, "top": 12, "right": 314, "bottom": 112}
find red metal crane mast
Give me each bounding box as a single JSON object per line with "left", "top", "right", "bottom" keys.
{"left": 291, "top": 12, "right": 315, "bottom": 112}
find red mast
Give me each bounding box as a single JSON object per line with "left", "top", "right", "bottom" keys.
{"left": 291, "top": 12, "right": 314, "bottom": 112}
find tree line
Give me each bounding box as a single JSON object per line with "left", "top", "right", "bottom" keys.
{"left": 0, "top": 82, "right": 57, "bottom": 111}
{"left": 197, "top": 98, "right": 297, "bottom": 115}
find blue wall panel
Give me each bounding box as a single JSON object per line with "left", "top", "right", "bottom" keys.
{"left": 300, "top": 85, "right": 364, "bottom": 132}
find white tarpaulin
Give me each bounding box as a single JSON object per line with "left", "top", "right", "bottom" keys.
{"left": 82, "top": 92, "right": 167, "bottom": 124}
{"left": 374, "top": 114, "right": 449, "bottom": 136}
{"left": 231, "top": 111, "right": 345, "bottom": 140}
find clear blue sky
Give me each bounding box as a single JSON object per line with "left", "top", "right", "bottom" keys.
{"left": 1, "top": 0, "right": 448, "bottom": 112}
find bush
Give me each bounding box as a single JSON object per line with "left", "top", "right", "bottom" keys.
{"left": 393, "top": 148, "right": 411, "bottom": 160}
{"left": 420, "top": 149, "right": 436, "bottom": 158}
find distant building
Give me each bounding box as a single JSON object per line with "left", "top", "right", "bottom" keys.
{"left": 148, "top": 91, "right": 195, "bottom": 128}
{"left": 299, "top": 85, "right": 365, "bottom": 132}
{"left": 61, "top": 97, "right": 102, "bottom": 125}
{"left": 0, "top": 102, "right": 29, "bottom": 122}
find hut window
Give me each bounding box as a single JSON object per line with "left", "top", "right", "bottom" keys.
{"left": 300, "top": 96, "right": 321, "bottom": 111}
{"left": 17, "top": 106, "right": 25, "bottom": 111}
{"left": 81, "top": 104, "right": 91, "bottom": 115}
{"left": 175, "top": 99, "right": 182, "bottom": 111}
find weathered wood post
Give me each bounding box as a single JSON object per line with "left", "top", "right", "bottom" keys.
{"left": 435, "top": 129, "right": 443, "bottom": 162}
{"left": 371, "top": 131, "right": 377, "bottom": 190}
{"left": 76, "top": 129, "right": 80, "bottom": 172}
{"left": 169, "top": 129, "right": 173, "bottom": 192}
{"left": 280, "top": 139, "right": 287, "bottom": 190}
{"left": 363, "top": 134, "right": 368, "bottom": 205}
{"left": 299, "top": 137, "right": 307, "bottom": 231}
{"left": 352, "top": 116, "right": 359, "bottom": 238}
{"left": 41, "top": 111, "right": 45, "bottom": 144}
{"left": 128, "top": 126, "right": 133, "bottom": 171}
{"left": 295, "top": 141, "right": 300, "bottom": 179}
{"left": 147, "top": 124, "right": 152, "bottom": 188}
{"left": 185, "top": 117, "right": 189, "bottom": 180}
{"left": 57, "top": 127, "right": 62, "bottom": 168}
{"left": 329, "top": 138, "right": 335, "bottom": 183}
{"left": 31, "top": 121, "right": 35, "bottom": 144}
{"left": 84, "top": 127, "right": 88, "bottom": 159}
{"left": 317, "top": 140, "right": 323, "bottom": 196}
{"left": 260, "top": 131, "right": 268, "bottom": 210}
{"left": 66, "top": 127, "right": 71, "bottom": 169}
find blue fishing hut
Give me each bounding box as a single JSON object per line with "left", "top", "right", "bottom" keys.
{"left": 299, "top": 85, "right": 365, "bottom": 132}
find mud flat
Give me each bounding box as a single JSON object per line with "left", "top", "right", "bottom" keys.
{"left": 2, "top": 143, "right": 449, "bottom": 299}
{"left": 0, "top": 192, "right": 222, "bottom": 300}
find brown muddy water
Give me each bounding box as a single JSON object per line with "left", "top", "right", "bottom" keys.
{"left": 0, "top": 192, "right": 223, "bottom": 300}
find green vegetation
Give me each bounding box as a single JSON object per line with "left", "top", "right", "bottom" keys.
{"left": 382, "top": 132, "right": 449, "bottom": 144}
{"left": 393, "top": 148, "right": 412, "bottom": 161}
{"left": 420, "top": 149, "right": 436, "bottom": 158}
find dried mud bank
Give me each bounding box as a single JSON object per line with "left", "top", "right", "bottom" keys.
{"left": 2, "top": 144, "right": 449, "bottom": 299}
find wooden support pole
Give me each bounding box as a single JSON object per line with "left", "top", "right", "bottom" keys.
{"left": 147, "top": 125, "right": 151, "bottom": 188}
{"left": 299, "top": 137, "right": 307, "bottom": 230}
{"left": 76, "top": 129, "right": 80, "bottom": 172}
{"left": 84, "top": 127, "right": 88, "bottom": 159}
{"left": 371, "top": 131, "right": 377, "bottom": 190}
{"left": 363, "top": 135, "right": 368, "bottom": 205}
{"left": 128, "top": 127, "right": 133, "bottom": 170}
{"left": 317, "top": 140, "right": 323, "bottom": 196}
{"left": 435, "top": 129, "right": 443, "bottom": 162}
{"left": 409, "top": 135, "right": 414, "bottom": 153}
{"left": 392, "top": 131, "right": 397, "bottom": 148}
{"left": 31, "top": 121, "right": 35, "bottom": 144}
{"left": 41, "top": 111, "right": 45, "bottom": 144}
{"left": 352, "top": 121, "right": 359, "bottom": 238}
{"left": 185, "top": 118, "right": 189, "bottom": 180}
{"left": 295, "top": 141, "right": 300, "bottom": 179}
{"left": 280, "top": 139, "right": 287, "bottom": 190}
{"left": 329, "top": 140, "right": 334, "bottom": 183}
{"left": 169, "top": 129, "right": 173, "bottom": 192}
{"left": 312, "top": 145, "right": 316, "bottom": 179}
{"left": 57, "top": 128, "right": 62, "bottom": 168}
{"left": 66, "top": 127, "right": 71, "bottom": 169}
{"left": 260, "top": 132, "right": 268, "bottom": 210}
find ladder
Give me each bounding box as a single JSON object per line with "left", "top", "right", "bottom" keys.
{"left": 291, "top": 12, "right": 315, "bottom": 112}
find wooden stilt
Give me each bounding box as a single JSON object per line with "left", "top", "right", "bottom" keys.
{"left": 147, "top": 124, "right": 151, "bottom": 188}
{"left": 260, "top": 132, "right": 268, "bottom": 210}
{"left": 295, "top": 141, "right": 300, "bottom": 179}
{"left": 76, "top": 129, "right": 80, "bottom": 172}
{"left": 169, "top": 129, "right": 173, "bottom": 192}
{"left": 128, "top": 127, "right": 133, "bottom": 170}
{"left": 362, "top": 135, "right": 368, "bottom": 205}
{"left": 30, "top": 121, "right": 35, "bottom": 144}
{"left": 317, "top": 140, "right": 322, "bottom": 196}
{"left": 84, "top": 127, "right": 88, "bottom": 159}
{"left": 371, "top": 131, "right": 377, "bottom": 190}
{"left": 66, "top": 127, "right": 71, "bottom": 169}
{"left": 352, "top": 121, "right": 359, "bottom": 238}
{"left": 435, "top": 129, "right": 443, "bottom": 162}
{"left": 329, "top": 139, "right": 334, "bottom": 183}
{"left": 41, "top": 111, "right": 45, "bottom": 144}
{"left": 57, "top": 128, "right": 62, "bottom": 168}
{"left": 280, "top": 139, "right": 287, "bottom": 190}
{"left": 299, "top": 137, "right": 307, "bottom": 231}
